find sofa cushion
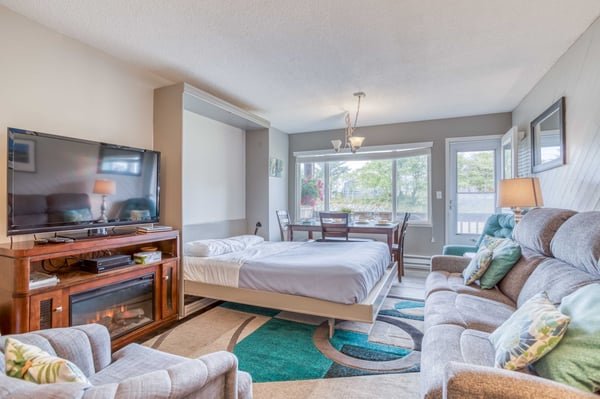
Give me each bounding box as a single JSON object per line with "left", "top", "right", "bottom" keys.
{"left": 512, "top": 208, "right": 576, "bottom": 256}
{"left": 460, "top": 329, "right": 496, "bottom": 366}
{"left": 498, "top": 246, "right": 547, "bottom": 304}
{"left": 89, "top": 343, "right": 189, "bottom": 385}
{"left": 534, "top": 284, "right": 600, "bottom": 392}
{"left": 425, "top": 271, "right": 516, "bottom": 307}
{"left": 551, "top": 211, "right": 600, "bottom": 275}
{"left": 489, "top": 292, "right": 570, "bottom": 370}
{"left": 424, "top": 290, "right": 515, "bottom": 332}
{"left": 517, "top": 258, "right": 600, "bottom": 307}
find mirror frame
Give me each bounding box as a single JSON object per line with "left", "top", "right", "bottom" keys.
{"left": 531, "top": 97, "right": 566, "bottom": 173}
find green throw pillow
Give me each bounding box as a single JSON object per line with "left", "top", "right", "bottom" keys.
{"left": 489, "top": 291, "right": 570, "bottom": 370}
{"left": 534, "top": 284, "right": 600, "bottom": 392}
{"left": 5, "top": 337, "right": 90, "bottom": 384}
{"left": 462, "top": 247, "right": 493, "bottom": 285}
{"left": 479, "top": 239, "right": 521, "bottom": 289}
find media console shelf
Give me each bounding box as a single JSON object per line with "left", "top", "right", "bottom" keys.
{"left": 0, "top": 230, "right": 179, "bottom": 350}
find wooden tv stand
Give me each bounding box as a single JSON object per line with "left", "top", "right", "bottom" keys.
{"left": 0, "top": 230, "right": 179, "bottom": 350}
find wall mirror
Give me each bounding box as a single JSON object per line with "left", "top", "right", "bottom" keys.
{"left": 531, "top": 97, "right": 565, "bottom": 173}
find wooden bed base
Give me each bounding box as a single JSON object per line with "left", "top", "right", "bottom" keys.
{"left": 184, "top": 261, "right": 398, "bottom": 337}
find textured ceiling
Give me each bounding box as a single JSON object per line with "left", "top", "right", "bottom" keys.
{"left": 2, "top": 0, "right": 600, "bottom": 133}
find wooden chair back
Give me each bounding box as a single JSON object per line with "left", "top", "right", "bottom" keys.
{"left": 276, "top": 209, "right": 290, "bottom": 241}
{"left": 319, "top": 212, "right": 350, "bottom": 240}
{"left": 394, "top": 212, "right": 411, "bottom": 280}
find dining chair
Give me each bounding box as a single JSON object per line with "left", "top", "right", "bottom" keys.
{"left": 318, "top": 212, "right": 373, "bottom": 242}
{"left": 276, "top": 209, "right": 291, "bottom": 241}
{"left": 393, "top": 212, "right": 410, "bottom": 281}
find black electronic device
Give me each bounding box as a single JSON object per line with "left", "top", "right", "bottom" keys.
{"left": 82, "top": 254, "right": 135, "bottom": 274}
{"left": 7, "top": 127, "right": 161, "bottom": 236}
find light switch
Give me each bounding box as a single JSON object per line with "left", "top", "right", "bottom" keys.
{"left": 436, "top": 191, "right": 443, "bottom": 199}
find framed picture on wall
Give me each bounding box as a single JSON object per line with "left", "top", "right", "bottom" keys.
{"left": 8, "top": 138, "right": 36, "bottom": 172}
{"left": 269, "top": 157, "right": 283, "bottom": 177}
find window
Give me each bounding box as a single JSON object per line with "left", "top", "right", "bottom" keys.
{"left": 295, "top": 143, "right": 431, "bottom": 224}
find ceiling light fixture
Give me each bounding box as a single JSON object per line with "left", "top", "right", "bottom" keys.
{"left": 331, "top": 92, "right": 366, "bottom": 153}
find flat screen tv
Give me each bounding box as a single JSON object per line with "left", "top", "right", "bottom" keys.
{"left": 7, "top": 127, "right": 160, "bottom": 236}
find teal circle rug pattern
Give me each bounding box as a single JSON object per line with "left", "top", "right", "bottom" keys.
{"left": 226, "top": 297, "right": 424, "bottom": 382}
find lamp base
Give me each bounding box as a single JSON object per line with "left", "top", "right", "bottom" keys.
{"left": 512, "top": 207, "right": 523, "bottom": 224}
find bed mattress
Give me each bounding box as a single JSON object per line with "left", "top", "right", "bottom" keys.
{"left": 184, "top": 240, "right": 391, "bottom": 304}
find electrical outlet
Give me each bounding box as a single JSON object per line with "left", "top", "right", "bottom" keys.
{"left": 436, "top": 191, "right": 443, "bottom": 199}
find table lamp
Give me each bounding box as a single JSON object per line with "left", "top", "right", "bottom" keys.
{"left": 497, "top": 177, "right": 543, "bottom": 223}
{"left": 93, "top": 179, "right": 116, "bottom": 223}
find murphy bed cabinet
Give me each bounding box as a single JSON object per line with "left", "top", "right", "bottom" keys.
{"left": 0, "top": 230, "right": 179, "bottom": 350}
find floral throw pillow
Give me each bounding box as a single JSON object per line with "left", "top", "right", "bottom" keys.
{"left": 462, "top": 247, "right": 493, "bottom": 285}
{"left": 5, "top": 337, "right": 90, "bottom": 384}
{"left": 489, "top": 292, "right": 570, "bottom": 370}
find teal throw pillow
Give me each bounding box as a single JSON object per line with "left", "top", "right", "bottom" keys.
{"left": 534, "top": 284, "right": 600, "bottom": 393}
{"left": 479, "top": 239, "right": 522, "bottom": 289}
{"left": 462, "top": 247, "right": 493, "bottom": 285}
{"left": 489, "top": 291, "right": 570, "bottom": 370}
{"left": 63, "top": 208, "right": 93, "bottom": 223}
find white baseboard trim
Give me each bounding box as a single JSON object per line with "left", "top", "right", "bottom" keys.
{"left": 404, "top": 254, "right": 431, "bottom": 270}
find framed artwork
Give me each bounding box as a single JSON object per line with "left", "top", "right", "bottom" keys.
{"left": 8, "top": 138, "right": 36, "bottom": 172}
{"left": 531, "top": 97, "right": 566, "bottom": 173}
{"left": 269, "top": 157, "right": 283, "bottom": 177}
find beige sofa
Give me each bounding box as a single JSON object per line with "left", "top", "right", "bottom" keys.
{"left": 0, "top": 323, "right": 252, "bottom": 398}
{"left": 421, "top": 208, "right": 600, "bottom": 398}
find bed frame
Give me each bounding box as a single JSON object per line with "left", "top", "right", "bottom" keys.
{"left": 184, "top": 261, "right": 398, "bottom": 337}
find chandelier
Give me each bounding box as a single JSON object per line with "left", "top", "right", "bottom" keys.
{"left": 331, "top": 92, "right": 366, "bottom": 153}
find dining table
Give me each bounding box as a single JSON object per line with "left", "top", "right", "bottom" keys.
{"left": 287, "top": 219, "right": 400, "bottom": 255}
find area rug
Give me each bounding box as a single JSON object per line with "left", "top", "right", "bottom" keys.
{"left": 144, "top": 284, "right": 423, "bottom": 383}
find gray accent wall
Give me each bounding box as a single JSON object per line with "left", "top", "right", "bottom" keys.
{"left": 513, "top": 16, "right": 600, "bottom": 211}
{"left": 288, "top": 113, "right": 512, "bottom": 256}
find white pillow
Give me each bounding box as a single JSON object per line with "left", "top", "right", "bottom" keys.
{"left": 185, "top": 235, "right": 264, "bottom": 257}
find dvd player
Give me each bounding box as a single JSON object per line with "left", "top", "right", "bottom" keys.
{"left": 82, "top": 254, "right": 135, "bottom": 273}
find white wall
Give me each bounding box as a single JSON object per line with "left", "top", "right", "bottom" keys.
{"left": 182, "top": 111, "right": 246, "bottom": 224}
{"left": 513, "top": 16, "right": 600, "bottom": 210}
{"left": 268, "top": 128, "right": 289, "bottom": 241}
{"left": 0, "top": 6, "right": 169, "bottom": 241}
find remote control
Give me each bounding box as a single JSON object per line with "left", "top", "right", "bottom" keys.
{"left": 46, "top": 237, "right": 74, "bottom": 243}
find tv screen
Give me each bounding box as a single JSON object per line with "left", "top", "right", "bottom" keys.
{"left": 7, "top": 127, "right": 160, "bottom": 236}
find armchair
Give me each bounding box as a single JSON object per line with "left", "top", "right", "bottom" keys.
{"left": 442, "top": 213, "right": 515, "bottom": 256}
{"left": 0, "top": 324, "right": 252, "bottom": 399}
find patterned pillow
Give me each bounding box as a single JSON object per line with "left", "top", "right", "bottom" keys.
{"left": 489, "top": 292, "right": 570, "bottom": 370}
{"left": 4, "top": 337, "right": 90, "bottom": 384}
{"left": 462, "top": 247, "right": 493, "bottom": 285}
{"left": 480, "top": 235, "right": 507, "bottom": 251}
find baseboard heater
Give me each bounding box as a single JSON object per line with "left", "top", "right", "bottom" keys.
{"left": 404, "top": 254, "right": 431, "bottom": 270}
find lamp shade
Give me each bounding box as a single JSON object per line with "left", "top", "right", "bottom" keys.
{"left": 93, "top": 179, "right": 116, "bottom": 195}
{"left": 498, "top": 178, "right": 543, "bottom": 208}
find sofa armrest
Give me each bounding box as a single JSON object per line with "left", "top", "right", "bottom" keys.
{"left": 442, "top": 244, "right": 477, "bottom": 256}
{"left": 443, "top": 361, "right": 596, "bottom": 399}
{"left": 84, "top": 351, "right": 248, "bottom": 399}
{"left": 430, "top": 255, "right": 470, "bottom": 273}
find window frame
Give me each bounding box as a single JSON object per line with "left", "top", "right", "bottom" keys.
{"left": 294, "top": 142, "right": 433, "bottom": 225}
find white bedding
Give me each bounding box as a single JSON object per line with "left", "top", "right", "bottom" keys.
{"left": 184, "top": 240, "right": 391, "bottom": 304}
{"left": 184, "top": 241, "right": 305, "bottom": 287}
